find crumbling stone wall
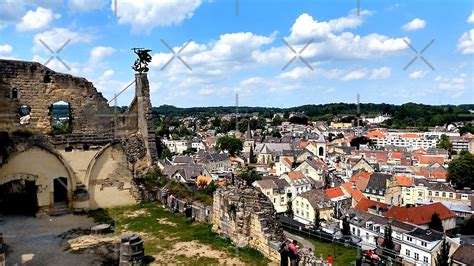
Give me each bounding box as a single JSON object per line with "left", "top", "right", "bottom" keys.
{"left": 212, "top": 183, "right": 285, "bottom": 262}
{"left": 0, "top": 59, "right": 112, "bottom": 134}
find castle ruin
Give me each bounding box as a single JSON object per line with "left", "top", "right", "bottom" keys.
{"left": 0, "top": 59, "right": 158, "bottom": 215}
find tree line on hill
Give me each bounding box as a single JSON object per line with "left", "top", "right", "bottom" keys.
{"left": 151, "top": 103, "right": 474, "bottom": 130}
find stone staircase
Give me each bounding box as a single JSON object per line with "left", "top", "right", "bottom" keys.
{"left": 49, "top": 202, "right": 69, "bottom": 216}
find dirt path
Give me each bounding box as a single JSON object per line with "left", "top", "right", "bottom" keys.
{"left": 0, "top": 214, "right": 102, "bottom": 266}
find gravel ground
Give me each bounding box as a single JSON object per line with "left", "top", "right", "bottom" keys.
{"left": 0, "top": 214, "right": 103, "bottom": 266}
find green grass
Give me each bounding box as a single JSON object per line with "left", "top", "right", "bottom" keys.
{"left": 309, "top": 239, "right": 358, "bottom": 266}
{"left": 88, "top": 203, "right": 268, "bottom": 265}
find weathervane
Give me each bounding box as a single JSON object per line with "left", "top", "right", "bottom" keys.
{"left": 132, "top": 48, "right": 152, "bottom": 73}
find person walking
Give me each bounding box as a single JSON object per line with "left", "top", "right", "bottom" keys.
{"left": 288, "top": 240, "right": 299, "bottom": 266}
{"left": 279, "top": 239, "right": 290, "bottom": 266}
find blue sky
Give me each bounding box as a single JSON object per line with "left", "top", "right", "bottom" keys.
{"left": 0, "top": 0, "right": 472, "bottom": 107}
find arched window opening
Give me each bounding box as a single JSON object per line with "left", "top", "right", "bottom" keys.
{"left": 11, "top": 88, "right": 18, "bottom": 101}
{"left": 318, "top": 146, "right": 324, "bottom": 157}
{"left": 18, "top": 104, "right": 31, "bottom": 125}
{"left": 50, "top": 101, "right": 72, "bottom": 134}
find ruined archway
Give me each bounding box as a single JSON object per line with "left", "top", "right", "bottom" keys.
{"left": 0, "top": 146, "right": 76, "bottom": 213}
{"left": 0, "top": 174, "right": 38, "bottom": 216}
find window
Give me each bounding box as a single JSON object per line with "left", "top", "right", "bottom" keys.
{"left": 435, "top": 192, "right": 439, "bottom": 197}
{"left": 423, "top": 256, "right": 428, "bottom": 263}
{"left": 306, "top": 204, "right": 309, "bottom": 209}
{"left": 429, "top": 191, "right": 432, "bottom": 196}
{"left": 414, "top": 253, "right": 419, "bottom": 260}
{"left": 418, "top": 191, "right": 423, "bottom": 197}
{"left": 442, "top": 192, "right": 446, "bottom": 197}
{"left": 421, "top": 241, "right": 427, "bottom": 247}
{"left": 273, "top": 198, "right": 276, "bottom": 203}
{"left": 10, "top": 88, "right": 18, "bottom": 100}
{"left": 407, "top": 236, "right": 412, "bottom": 242}
{"left": 306, "top": 212, "right": 309, "bottom": 218}
{"left": 352, "top": 227, "right": 355, "bottom": 234}
{"left": 406, "top": 250, "right": 410, "bottom": 256}
{"left": 281, "top": 196, "right": 285, "bottom": 203}
{"left": 449, "top": 193, "right": 453, "bottom": 198}
{"left": 357, "top": 229, "right": 360, "bottom": 236}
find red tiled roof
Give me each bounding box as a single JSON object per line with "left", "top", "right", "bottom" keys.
{"left": 325, "top": 187, "right": 345, "bottom": 199}
{"left": 391, "top": 152, "right": 402, "bottom": 159}
{"left": 395, "top": 175, "right": 414, "bottom": 187}
{"left": 401, "top": 133, "right": 420, "bottom": 138}
{"left": 354, "top": 198, "right": 388, "bottom": 212}
{"left": 283, "top": 157, "right": 293, "bottom": 166}
{"left": 367, "top": 130, "right": 385, "bottom": 139}
{"left": 341, "top": 182, "right": 366, "bottom": 202}
{"left": 419, "top": 156, "right": 445, "bottom": 165}
{"left": 288, "top": 171, "right": 305, "bottom": 180}
{"left": 385, "top": 202, "right": 456, "bottom": 225}
{"left": 350, "top": 172, "right": 370, "bottom": 191}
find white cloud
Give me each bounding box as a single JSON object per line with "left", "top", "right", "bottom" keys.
{"left": 116, "top": 0, "right": 202, "bottom": 33}
{"left": 16, "top": 7, "right": 60, "bottom": 31}
{"left": 467, "top": 11, "right": 474, "bottom": 23}
{"left": 409, "top": 70, "right": 428, "bottom": 79}
{"left": 457, "top": 29, "right": 474, "bottom": 54}
{"left": 102, "top": 69, "right": 114, "bottom": 79}
{"left": 89, "top": 46, "right": 116, "bottom": 64}
{"left": 69, "top": 0, "right": 107, "bottom": 12}
{"left": 401, "top": 18, "right": 426, "bottom": 31}
{"left": 370, "top": 67, "right": 391, "bottom": 80}
{"left": 0, "top": 44, "right": 13, "bottom": 54}
{"left": 435, "top": 74, "right": 468, "bottom": 98}
{"left": 33, "top": 28, "right": 93, "bottom": 53}
{"left": 342, "top": 70, "right": 367, "bottom": 81}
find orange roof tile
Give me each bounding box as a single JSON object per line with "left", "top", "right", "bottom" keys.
{"left": 325, "top": 187, "right": 345, "bottom": 199}
{"left": 355, "top": 198, "right": 388, "bottom": 212}
{"left": 196, "top": 175, "right": 212, "bottom": 185}
{"left": 395, "top": 175, "right": 414, "bottom": 187}
{"left": 341, "top": 182, "right": 366, "bottom": 202}
{"left": 385, "top": 202, "right": 456, "bottom": 225}
{"left": 367, "top": 130, "right": 385, "bottom": 139}
{"left": 391, "top": 152, "right": 402, "bottom": 159}
{"left": 283, "top": 157, "right": 293, "bottom": 166}
{"left": 269, "top": 168, "right": 276, "bottom": 174}
{"left": 419, "top": 156, "right": 445, "bottom": 165}
{"left": 401, "top": 133, "right": 420, "bottom": 138}
{"left": 288, "top": 171, "right": 305, "bottom": 180}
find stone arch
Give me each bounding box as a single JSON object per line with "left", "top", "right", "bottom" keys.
{"left": 85, "top": 143, "right": 135, "bottom": 209}
{"left": 0, "top": 145, "right": 77, "bottom": 212}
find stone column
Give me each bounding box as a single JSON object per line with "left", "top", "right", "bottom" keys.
{"left": 134, "top": 73, "right": 158, "bottom": 165}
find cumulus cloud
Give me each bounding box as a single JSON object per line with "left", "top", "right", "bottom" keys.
{"left": 435, "top": 74, "right": 468, "bottom": 98}
{"left": 33, "top": 28, "right": 94, "bottom": 53}
{"left": 401, "top": 18, "right": 426, "bottom": 31}
{"left": 116, "top": 0, "right": 202, "bottom": 33}
{"left": 458, "top": 29, "right": 474, "bottom": 54}
{"left": 370, "top": 67, "right": 391, "bottom": 80}
{"left": 69, "top": 0, "right": 107, "bottom": 12}
{"left": 0, "top": 44, "right": 13, "bottom": 54}
{"left": 409, "top": 70, "right": 428, "bottom": 79}
{"left": 89, "top": 46, "right": 116, "bottom": 64}
{"left": 342, "top": 70, "right": 367, "bottom": 81}
{"left": 467, "top": 11, "right": 474, "bottom": 23}
{"left": 16, "top": 7, "right": 60, "bottom": 31}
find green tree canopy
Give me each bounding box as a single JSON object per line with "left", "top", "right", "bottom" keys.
{"left": 447, "top": 151, "right": 474, "bottom": 189}
{"left": 216, "top": 136, "right": 243, "bottom": 156}
{"left": 429, "top": 213, "right": 444, "bottom": 232}
{"left": 435, "top": 238, "right": 450, "bottom": 266}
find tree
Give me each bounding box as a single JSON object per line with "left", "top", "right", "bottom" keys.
{"left": 239, "top": 169, "right": 262, "bottom": 186}
{"left": 341, "top": 216, "right": 351, "bottom": 235}
{"left": 272, "top": 115, "right": 283, "bottom": 126}
{"left": 461, "top": 216, "right": 474, "bottom": 235}
{"left": 313, "top": 208, "right": 321, "bottom": 229}
{"left": 435, "top": 237, "right": 451, "bottom": 266}
{"left": 272, "top": 130, "right": 282, "bottom": 138}
{"left": 160, "top": 147, "right": 173, "bottom": 159}
{"left": 216, "top": 136, "right": 243, "bottom": 156}
{"left": 437, "top": 134, "right": 452, "bottom": 152}
{"left": 286, "top": 200, "right": 294, "bottom": 218}
{"left": 459, "top": 125, "right": 474, "bottom": 135}
{"left": 383, "top": 222, "right": 394, "bottom": 250}
{"left": 447, "top": 151, "right": 474, "bottom": 189}
{"left": 429, "top": 213, "right": 444, "bottom": 232}
{"left": 350, "top": 136, "right": 373, "bottom": 149}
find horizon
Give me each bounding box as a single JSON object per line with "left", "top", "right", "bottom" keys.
{"left": 0, "top": 0, "right": 472, "bottom": 107}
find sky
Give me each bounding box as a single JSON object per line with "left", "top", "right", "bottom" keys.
{"left": 0, "top": 0, "right": 473, "bottom": 108}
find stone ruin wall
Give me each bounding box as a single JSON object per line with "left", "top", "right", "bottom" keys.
{"left": 0, "top": 59, "right": 158, "bottom": 212}
{"left": 212, "top": 183, "right": 285, "bottom": 262}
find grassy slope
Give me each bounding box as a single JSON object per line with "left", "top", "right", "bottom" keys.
{"left": 309, "top": 239, "right": 358, "bottom": 266}
{"left": 88, "top": 203, "right": 268, "bottom": 265}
